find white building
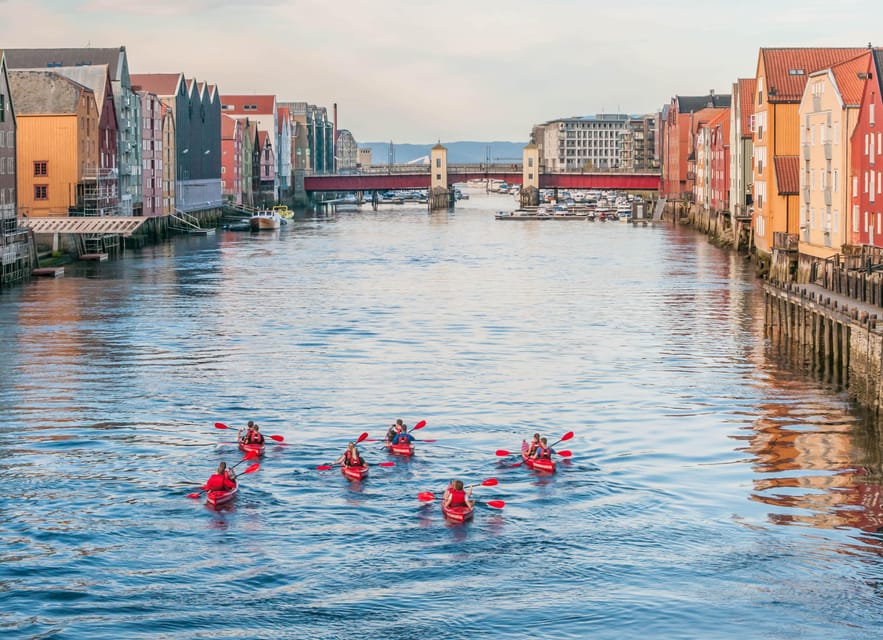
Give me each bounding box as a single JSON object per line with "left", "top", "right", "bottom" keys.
{"left": 533, "top": 114, "right": 631, "bottom": 171}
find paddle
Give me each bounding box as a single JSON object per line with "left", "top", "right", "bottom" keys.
{"left": 417, "top": 478, "right": 498, "bottom": 501}
{"left": 550, "top": 431, "right": 574, "bottom": 448}
{"left": 187, "top": 462, "right": 260, "bottom": 499}
{"left": 214, "top": 422, "right": 285, "bottom": 442}
{"left": 231, "top": 449, "right": 260, "bottom": 469}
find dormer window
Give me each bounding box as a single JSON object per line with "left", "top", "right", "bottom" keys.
{"left": 788, "top": 68, "right": 806, "bottom": 76}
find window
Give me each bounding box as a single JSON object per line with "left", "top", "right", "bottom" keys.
{"left": 853, "top": 205, "right": 860, "bottom": 233}
{"left": 833, "top": 169, "right": 839, "bottom": 192}
{"left": 34, "top": 161, "right": 47, "bottom": 177}
{"left": 34, "top": 185, "right": 48, "bottom": 200}
{"left": 435, "top": 158, "right": 441, "bottom": 168}
{"left": 0, "top": 94, "right": 4, "bottom": 122}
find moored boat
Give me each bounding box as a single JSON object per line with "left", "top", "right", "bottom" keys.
{"left": 206, "top": 484, "right": 238, "bottom": 507}
{"left": 385, "top": 440, "right": 415, "bottom": 456}
{"left": 249, "top": 210, "right": 282, "bottom": 230}
{"left": 521, "top": 440, "right": 556, "bottom": 473}
{"left": 341, "top": 464, "right": 369, "bottom": 481}
{"left": 239, "top": 441, "right": 266, "bottom": 456}
{"left": 442, "top": 503, "right": 475, "bottom": 523}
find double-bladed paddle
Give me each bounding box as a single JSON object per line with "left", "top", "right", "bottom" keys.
{"left": 417, "top": 478, "right": 505, "bottom": 509}
{"left": 214, "top": 422, "right": 285, "bottom": 442}
{"left": 316, "top": 432, "right": 390, "bottom": 470}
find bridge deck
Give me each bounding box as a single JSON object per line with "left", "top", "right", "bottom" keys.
{"left": 22, "top": 216, "right": 148, "bottom": 236}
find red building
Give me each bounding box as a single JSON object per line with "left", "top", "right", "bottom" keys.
{"left": 709, "top": 110, "right": 731, "bottom": 212}
{"left": 850, "top": 49, "right": 883, "bottom": 247}
{"left": 221, "top": 115, "right": 242, "bottom": 205}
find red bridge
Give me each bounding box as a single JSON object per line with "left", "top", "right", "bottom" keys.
{"left": 303, "top": 165, "right": 661, "bottom": 193}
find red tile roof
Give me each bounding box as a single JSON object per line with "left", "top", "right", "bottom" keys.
{"left": 708, "top": 109, "right": 730, "bottom": 143}
{"left": 222, "top": 114, "right": 239, "bottom": 138}
{"left": 221, "top": 95, "right": 276, "bottom": 115}
{"left": 738, "top": 78, "right": 756, "bottom": 139}
{"left": 829, "top": 51, "right": 872, "bottom": 106}
{"left": 774, "top": 156, "right": 800, "bottom": 194}
{"left": 130, "top": 73, "right": 182, "bottom": 96}
{"left": 760, "top": 47, "right": 867, "bottom": 102}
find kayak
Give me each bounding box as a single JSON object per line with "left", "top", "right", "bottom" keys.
{"left": 521, "top": 440, "right": 556, "bottom": 473}
{"left": 385, "top": 440, "right": 415, "bottom": 456}
{"left": 442, "top": 503, "right": 474, "bottom": 523}
{"left": 239, "top": 441, "right": 266, "bottom": 456}
{"left": 341, "top": 464, "right": 369, "bottom": 481}
{"left": 206, "top": 484, "right": 238, "bottom": 507}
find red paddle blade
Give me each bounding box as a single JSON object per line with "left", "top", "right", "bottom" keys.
{"left": 187, "top": 491, "right": 203, "bottom": 499}
{"left": 481, "top": 478, "right": 499, "bottom": 487}
{"left": 214, "top": 422, "right": 230, "bottom": 430}
{"left": 495, "top": 449, "right": 512, "bottom": 457}
{"left": 417, "top": 492, "right": 436, "bottom": 501}
{"left": 556, "top": 450, "right": 572, "bottom": 457}
{"left": 412, "top": 420, "right": 427, "bottom": 430}
{"left": 356, "top": 432, "right": 369, "bottom": 443}
{"left": 241, "top": 463, "right": 260, "bottom": 474}
{"left": 243, "top": 450, "right": 260, "bottom": 460}
{"left": 316, "top": 465, "right": 333, "bottom": 471}
{"left": 269, "top": 434, "right": 284, "bottom": 442}
{"left": 487, "top": 500, "right": 505, "bottom": 509}
{"left": 418, "top": 439, "right": 436, "bottom": 443}
{"left": 560, "top": 431, "right": 574, "bottom": 442}
{"left": 378, "top": 461, "right": 395, "bottom": 467}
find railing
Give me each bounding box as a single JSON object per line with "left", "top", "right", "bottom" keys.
{"left": 772, "top": 231, "right": 798, "bottom": 251}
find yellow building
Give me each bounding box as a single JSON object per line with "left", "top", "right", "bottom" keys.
{"left": 7, "top": 69, "right": 98, "bottom": 217}
{"left": 752, "top": 47, "right": 865, "bottom": 259}
{"left": 798, "top": 52, "right": 871, "bottom": 261}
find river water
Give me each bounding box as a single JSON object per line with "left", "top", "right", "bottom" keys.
{"left": 2, "top": 189, "right": 883, "bottom": 639}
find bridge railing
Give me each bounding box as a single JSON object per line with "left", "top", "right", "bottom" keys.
{"left": 334, "top": 164, "right": 660, "bottom": 176}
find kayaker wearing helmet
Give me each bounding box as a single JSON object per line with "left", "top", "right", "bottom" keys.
{"left": 335, "top": 442, "right": 365, "bottom": 467}
{"left": 203, "top": 462, "right": 237, "bottom": 491}
{"left": 443, "top": 480, "right": 474, "bottom": 509}
{"left": 531, "top": 437, "right": 552, "bottom": 460}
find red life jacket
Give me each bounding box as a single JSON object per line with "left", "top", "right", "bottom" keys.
{"left": 536, "top": 446, "right": 551, "bottom": 459}
{"left": 448, "top": 489, "right": 467, "bottom": 507}
{"left": 345, "top": 451, "right": 363, "bottom": 467}
{"left": 248, "top": 432, "right": 264, "bottom": 444}
{"left": 204, "top": 472, "right": 236, "bottom": 491}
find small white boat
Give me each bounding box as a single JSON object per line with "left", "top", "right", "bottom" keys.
{"left": 249, "top": 210, "right": 282, "bottom": 230}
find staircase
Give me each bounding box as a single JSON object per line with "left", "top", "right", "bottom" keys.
{"left": 170, "top": 209, "right": 214, "bottom": 235}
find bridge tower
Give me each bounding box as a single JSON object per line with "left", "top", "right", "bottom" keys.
{"left": 520, "top": 143, "right": 540, "bottom": 208}
{"left": 429, "top": 143, "right": 453, "bottom": 210}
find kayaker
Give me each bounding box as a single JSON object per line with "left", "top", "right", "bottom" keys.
{"left": 386, "top": 419, "right": 407, "bottom": 442}
{"left": 532, "top": 437, "right": 552, "bottom": 460}
{"left": 238, "top": 421, "right": 256, "bottom": 444}
{"left": 443, "top": 480, "right": 474, "bottom": 509}
{"left": 335, "top": 442, "right": 365, "bottom": 467}
{"left": 392, "top": 426, "right": 414, "bottom": 445}
{"left": 248, "top": 425, "right": 265, "bottom": 445}
{"left": 526, "top": 433, "right": 541, "bottom": 457}
{"left": 203, "top": 461, "right": 237, "bottom": 491}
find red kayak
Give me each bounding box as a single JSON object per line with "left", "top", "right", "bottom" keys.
{"left": 521, "top": 440, "right": 556, "bottom": 473}
{"left": 341, "top": 464, "right": 369, "bottom": 481}
{"left": 385, "top": 440, "right": 415, "bottom": 456}
{"left": 239, "top": 441, "right": 265, "bottom": 456}
{"left": 206, "top": 484, "right": 238, "bottom": 507}
{"left": 442, "top": 503, "right": 474, "bottom": 523}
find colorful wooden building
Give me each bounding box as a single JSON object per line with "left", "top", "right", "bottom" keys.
{"left": 0, "top": 50, "right": 17, "bottom": 233}
{"left": 221, "top": 114, "right": 242, "bottom": 205}
{"left": 849, "top": 49, "right": 883, "bottom": 248}
{"left": 7, "top": 70, "right": 98, "bottom": 217}
{"left": 750, "top": 47, "right": 866, "bottom": 260}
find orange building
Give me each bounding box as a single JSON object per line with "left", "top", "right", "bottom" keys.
{"left": 751, "top": 47, "right": 866, "bottom": 259}
{"left": 7, "top": 70, "right": 98, "bottom": 217}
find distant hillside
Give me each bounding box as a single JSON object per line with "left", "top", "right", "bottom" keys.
{"left": 362, "top": 141, "right": 527, "bottom": 165}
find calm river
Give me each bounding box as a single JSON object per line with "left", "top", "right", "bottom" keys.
{"left": 2, "top": 189, "right": 883, "bottom": 639}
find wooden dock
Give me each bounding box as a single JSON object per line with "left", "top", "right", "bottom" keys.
{"left": 80, "top": 253, "right": 108, "bottom": 261}
{"left": 32, "top": 267, "right": 64, "bottom": 278}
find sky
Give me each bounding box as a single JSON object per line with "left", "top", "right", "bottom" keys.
{"left": 1, "top": 0, "right": 881, "bottom": 143}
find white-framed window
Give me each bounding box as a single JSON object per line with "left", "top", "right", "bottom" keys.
{"left": 833, "top": 169, "right": 839, "bottom": 192}
{"left": 854, "top": 175, "right": 859, "bottom": 197}
{"left": 853, "top": 204, "right": 860, "bottom": 233}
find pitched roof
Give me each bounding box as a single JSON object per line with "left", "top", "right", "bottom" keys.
{"left": 828, "top": 51, "right": 872, "bottom": 106}
{"left": 738, "top": 78, "right": 756, "bottom": 139}
{"left": 220, "top": 95, "right": 276, "bottom": 114}
{"left": 876, "top": 50, "right": 883, "bottom": 99}
{"left": 709, "top": 110, "right": 730, "bottom": 145}
{"left": 7, "top": 69, "right": 91, "bottom": 115}
{"left": 689, "top": 106, "right": 728, "bottom": 134}
{"left": 774, "top": 156, "right": 800, "bottom": 194}
{"left": 277, "top": 106, "right": 290, "bottom": 134}
{"left": 760, "top": 47, "right": 867, "bottom": 102}
{"left": 130, "top": 73, "right": 182, "bottom": 97}
{"left": 222, "top": 114, "right": 239, "bottom": 138}
{"left": 4, "top": 47, "right": 125, "bottom": 81}
{"left": 48, "top": 65, "right": 111, "bottom": 117}
{"left": 676, "top": 93, "right": 731, "bottom": 112}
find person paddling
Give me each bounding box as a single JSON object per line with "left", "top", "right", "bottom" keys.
{"left": 248, "top": 424, "right": 265, "bottom": 445}
{"left": 531, "top": 437, "right": 552, "bottom": 460}
{"left": 239, "top": 421, "right": 256, "bottom": 444}
{"left": 392, "top": 424, "right": 414, "bottom": 445}
{"left": 526, "top": 432, "right": 541, "bottom": 457}
{"left": 387, "top": 418, "right": 407, "bottom": 442}
{"left": 443, "top": 480, "right": 474, "bottom": 509}
{"left": 203, "top": 461, "right": 237, "bottom": 492}
{"left": 335, "top": 442, "right": 365, "bottom": 467}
